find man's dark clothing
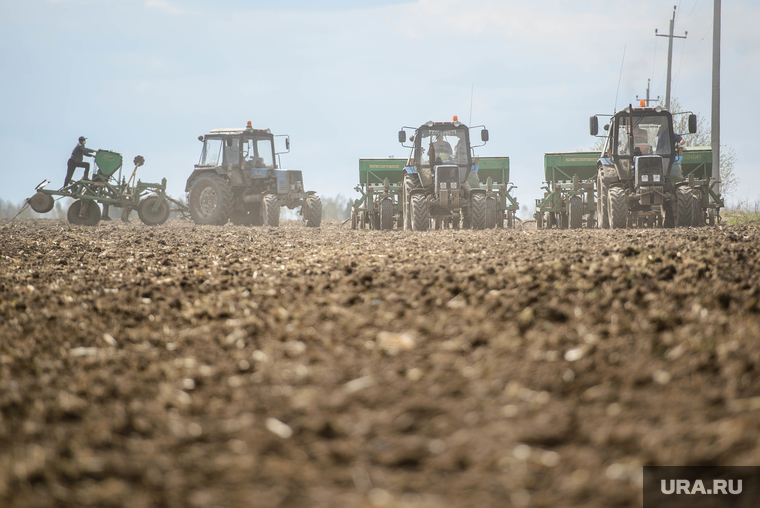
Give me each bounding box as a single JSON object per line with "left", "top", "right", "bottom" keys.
{"left": 64, "top": 142, "right": 96, "bottom": 187}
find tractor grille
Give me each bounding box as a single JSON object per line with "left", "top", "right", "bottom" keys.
{"left": 635, "top": 155, "right": 663, "bottom": 188}
{"left": 435, "top": 165, "right": 460, "bottom": 207}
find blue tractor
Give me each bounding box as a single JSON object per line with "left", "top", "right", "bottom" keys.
{"left": 185, "top": 122, "right": 321, "bottom": 227}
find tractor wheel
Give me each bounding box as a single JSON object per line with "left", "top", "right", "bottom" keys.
{"left": 676, "top": 186, "right": 694, "bottom": 228}
{"left": 597, "top": 176, "right": 610, "bottom": 229}
{"left": 188, "top": 173, "right": 233, "bottom": 225}
{"left": 410, "top": 194, "right": 429, "bottom": 231}
{"left": 351, "top": 207, "right": 358, "bottom": 230}
{"left": 691, "top": 193, "right": 702, "bottom": 227}
{"left": 138, "top": 196, "right": 170, "bottom": 226}
{"left": 304, "top": 195, "right": 322, "bottom": 228}
{"left": 403, "top": 174, "right": 421, "bottom": 231}
{"left": 262, "top": 194, "right": 280, "bottom": 227}
{"left": 568, "top": 195, "right": 583, "bottom": 229}
{"left": 470, "top": 193, "right": 487, "bottom": 230}
{"left": 67, "top": 200, "right": 101, "bottom": 226}
{"left": 380, "top": 198, "right": 394, "bottom": 230}
{"left": 485, "top": 197, "right": 497, "bottom": 229}
{"left": 608, "top": 187, "right": 627, "bottom": 229}
{"left": 30, "top": 192, "right": 54, "bottom": 213}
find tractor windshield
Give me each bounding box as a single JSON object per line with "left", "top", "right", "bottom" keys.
{"left": 417, "top": 127, "right": 468, "bottom": 169}
{"left": 199, "top": 137, "right": 223, "bottom": 166}
{"left": 243, "top": 137, "right": 275, "bottom": 169}
{"left": 615, "top": 114, "right": 673, "bottom": 157}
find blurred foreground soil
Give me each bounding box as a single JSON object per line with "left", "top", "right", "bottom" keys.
{"left": 1, "top": 218, "right": 759, "bottom": 508}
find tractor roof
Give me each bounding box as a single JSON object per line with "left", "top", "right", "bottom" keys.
{"left": 206, "top": 127, "right": 272, "bottom": 136}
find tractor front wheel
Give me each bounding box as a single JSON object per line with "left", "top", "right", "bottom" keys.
{"left": 304, "top": 195, "right": 322, "bottom": 228}
{"left": 262, "top": 195, "right": 280, "bottom": 227}
{"left": 470, "top": 193, "right": 487, "bottom": 230}
{"left": 608, "top": 187, "right": 627, "bottom": 229}
{"left": 568, "top": 195, "right": 583, "bottom": 229}
{"left": 410, "top": 194, "right": 429, "bottom": 231}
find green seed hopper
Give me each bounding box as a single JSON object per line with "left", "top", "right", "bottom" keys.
{"left": 470, "top": 157, "right": 519, "bottom": 227}
{"left": 535, "top": 151, "right": 599, "bottom": 229}
{"left": 680, "top": 146, "right": 723, "bottom": 225}
{"left": 28, "top": 150, "right": 188, "bottom": 226}
{"left": 352, "top": 158, "right": 406, "bottom": 229}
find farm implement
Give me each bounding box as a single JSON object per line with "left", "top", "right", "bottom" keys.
{"left": 29, "top": 150, "right": 187, "bottom": 226}
{"left": 535, "top": 152, "right": 597, "bottom": 229}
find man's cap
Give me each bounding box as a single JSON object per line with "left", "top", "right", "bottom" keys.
{"left": 79, "top": 136, "right": 86, "bottom": 142}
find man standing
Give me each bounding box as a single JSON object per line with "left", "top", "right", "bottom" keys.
{"left": 64, "top": 136, "right": 96, "bottom": 187}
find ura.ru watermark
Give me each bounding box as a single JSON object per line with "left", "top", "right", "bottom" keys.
{"left": 661, "top": 479, "right": 742, "bottom": 495}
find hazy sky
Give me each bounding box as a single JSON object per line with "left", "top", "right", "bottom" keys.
{"left": 2, "top": 0, "right": 759, "bottom": 216}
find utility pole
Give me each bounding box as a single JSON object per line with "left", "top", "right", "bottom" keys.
{"left": 636, "top": 79, "right": 660, "bottom": 106}
{"left": 656, "top": 5, "right": 687, "bottom": 111}
{"left": 711, "top": 0, "right": 721, "bottom": 193}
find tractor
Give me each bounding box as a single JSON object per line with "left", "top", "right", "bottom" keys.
{"left": 185, "top": 122, "right": 321, "bottom": 227}
{"left": 590, "top": 103, "right": 697, "bottom": 228}
{"left": 397, "top": 117, "right": 496, "bottom": 230}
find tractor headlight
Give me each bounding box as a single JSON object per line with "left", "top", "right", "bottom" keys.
{"left": 653, "top": 174, "right": 661, "bottom": 182}
{"left": 450, "top": 183, "right": 458, "bottom": 189}
{"left": 641, "top": 174, "right": 649, "bottom": 182}
{"left": 439, "top": 183, "right": 447, "bottom": 189}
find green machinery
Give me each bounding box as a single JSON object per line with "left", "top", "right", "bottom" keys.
{"left": 534, "top": 151, "right": 597, "bottom": 229}
{"left": 351, "top": 158, "right": 405, "bottom": 229}
{"left": 28, "top": 150, "right": 187, "bottom": 226}
{"left": 351, "top": 157, "right": 518, "bottom": 229}
{"left": 472, "top": 156, "right": 519, "bottom": 228}
{"left": 680, "top": 146, "right": 723, "bottom": 226}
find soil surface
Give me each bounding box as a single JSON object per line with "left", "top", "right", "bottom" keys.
{"left": 1, "top": 218, "right": 759, "bottom": 508}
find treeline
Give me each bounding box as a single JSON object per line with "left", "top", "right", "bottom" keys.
{"left": 0, "top": 197, "right": 69, "bottom": 219}
{"left": 1, "top": 194, "right": 355, "bottom": 221}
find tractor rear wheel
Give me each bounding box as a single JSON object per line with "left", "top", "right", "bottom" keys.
{"left": 30, "top": 192, "right": 54, "bottom": 213}
{"left": 608, "top": 187, "right": 627, "bottom": 229}
{"left": 188, "top": 173, "right": 233, "bottom": 225}
{"left": 568, "top": 195, "right": 583, "bottom": 229}
{"left": 138, "top": 196, "right": 170, "bottom": 226}
{"left": 676, "top": 186, "right": 694, "bottom": 228}
{"left": 262, "top": 194, "right": 280, "bottom": 227}
{"left": 380, "top": 198, "right": 394, "bottom": 230}
{"left": 67, "top": 200, "right": 101, "bottom": 226}
{"left": 410, "top": 194, "right": 429, "bottom": 231}
{"left": 304, "top": 195, "right": 322, "bottom": 228}
{"left": 470, "top": 193, "right": 487, "bottom": 230}
{"left": 485, "top": 197, "right": 497, "bottom": 229}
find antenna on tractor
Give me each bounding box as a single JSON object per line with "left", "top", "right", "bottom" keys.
{"left": 614, "top": 45, "right": 626, "bottom": 113}
{"left": 468, "top": 83, "right": 474, "bottom": 126}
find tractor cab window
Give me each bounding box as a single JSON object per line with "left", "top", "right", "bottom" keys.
{"left": 418, "top": 128, "right": 467, "bottom": 168}
{"left": 243, "top": 138, "right": 275, "bottom": 168}
{"left": 200, "top": 137, "right": 223, "bottom": 166}
{"left": 225, "top": 137, "right": 240, "bottom": 166}
{"left": 615, "top": 115, "right": 672, "bottom": 157}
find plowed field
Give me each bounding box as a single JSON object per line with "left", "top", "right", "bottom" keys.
{"left": 1, "top": 218, "right": 759, "bottom": 508}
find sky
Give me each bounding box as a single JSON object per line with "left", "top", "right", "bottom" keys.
{"left": 2, "top": 0, "right": 759, "bottom": 217}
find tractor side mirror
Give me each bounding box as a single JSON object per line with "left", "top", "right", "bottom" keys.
{"left": 481, "top": 129, "right": 489, "bottom": 142}
{"left": 398, "top": 130, "right": 406, "bottom": 143}
{"left": 285, "top": 138, "right": 290, "bottom": 150}
{"left": 590, "top": 116, "right": 599, "bottom": 136}
{"left": 198, "top": 135, "right": 204, "bottom": 142}
{"left": 688, "top": 114, "right": 698, "bottom": 134}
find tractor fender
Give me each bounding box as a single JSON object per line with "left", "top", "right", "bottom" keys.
{"left": 185, "top": 168, "right": 226, "bottom": 192}
{"left": 598, "top": 165, "right": 618, "bottom": 186}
